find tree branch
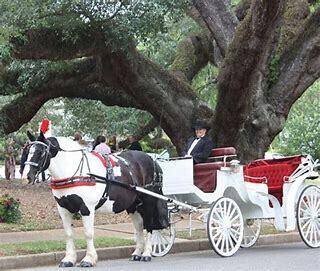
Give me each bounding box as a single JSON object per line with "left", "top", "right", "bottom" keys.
{"left": 0, "top": 57, "right": 141, "bottom": 135}
{"left": 234, "top": 0, "right": 251, "bottom": 21}
{"left": 270, "top": 8, "right": 320, "bottom": 114}
{"left": 170, "top": 32, "right": 216, "bottom": 81}
{"left": 192, "top": 0, "right": 238, "bottom": 56}
{"left": 10, "top": 27, "right": 107, "bottom": 60}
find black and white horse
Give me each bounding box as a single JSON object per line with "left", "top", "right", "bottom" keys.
{"left": 25, "top": 132, "right": 168, "bottom": 267}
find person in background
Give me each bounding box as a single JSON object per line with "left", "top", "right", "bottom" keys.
{"left": 73, "top": 132, "right": 87, "bottom": 147}
{"left": 109, "top": 135, "right": 118, "bottom": 153}
{"left": 93, "top": 135, "right": 102, "bottom": 150}
{"left": 128, "top": 135, "right": 142, "bottom": 151}
{"left": 182, "top": 120, "right": 214, "bottom": 164}
{"left": 5, "top": 144, "right": 16, "bottom": 180}
{"left": 19, "top": 142, "right": 30, "bottom": 177}
{"left": 93, "top": 135, "right": 111, "bottom": 155}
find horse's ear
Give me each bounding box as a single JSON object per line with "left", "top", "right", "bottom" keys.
{"left": 27, "top": 131, "right": 36, "bottom": 141}
{"left": 38, "top": 131, "right": 46, "bottom": 142}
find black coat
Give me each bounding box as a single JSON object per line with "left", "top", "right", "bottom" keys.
{"left": 182, "top": 135, "right": 214, "bottom": 164}
{"left": 128, "top": 141, "right": 142, "bottom": 151}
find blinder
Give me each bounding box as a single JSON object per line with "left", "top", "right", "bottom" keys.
{"left": 25, "top": 140, "right": 53, "bottom": 181}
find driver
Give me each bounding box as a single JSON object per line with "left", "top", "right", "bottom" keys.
{"left": 182, "top": 120, "right": 214, "bottom": 164}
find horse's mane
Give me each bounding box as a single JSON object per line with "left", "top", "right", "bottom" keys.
{"left": 55, "top": 137, "right": 85, "bottom": 151}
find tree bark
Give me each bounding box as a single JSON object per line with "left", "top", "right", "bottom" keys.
{"left": 193, "top": 0, "right": 238, "bottom": 56}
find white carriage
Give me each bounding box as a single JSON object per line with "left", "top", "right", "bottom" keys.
{"left": 147, "top": 148, "right": 320, "bottom": 257}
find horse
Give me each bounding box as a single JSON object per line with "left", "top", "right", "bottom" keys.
{"left": 24, "top": 131, "right": 168, "bottom": 267}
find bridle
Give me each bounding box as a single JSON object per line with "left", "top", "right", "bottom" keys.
{"left": 25, "top": 140, "right": 53, "bottom": 182}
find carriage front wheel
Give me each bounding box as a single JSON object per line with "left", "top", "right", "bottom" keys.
{"left": 207, "top": 197, "right": 244, "bottom": 257}
{"left": 297, "top": 185, "right": 320, "bottom": 248}
{"left": 151, "top": 223, "right": 176, "bottom": 257}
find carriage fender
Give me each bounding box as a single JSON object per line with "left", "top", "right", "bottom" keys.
{"left": 216, "top": 170, "right": 266, "bottom": 219}
{"left": 216, "top": 170, "right": 250, "bottom": 203}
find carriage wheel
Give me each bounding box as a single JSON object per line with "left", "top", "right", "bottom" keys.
{"left": 240, "top": 219, "right": 261, "bottom": 248}
{"left": 297, "top": 185, "right": 320, "bottom": 248}
{"left": 151, "top": 223, "right": 176, "bottom": 257}
{"left": 207, "top": 197, "right": 244, "bottom": 257}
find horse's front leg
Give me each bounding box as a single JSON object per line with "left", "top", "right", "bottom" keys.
{"left": 141, "top": 230, "right": 153, "bottom": 262}
{"left": 129, "top": 211, "right": 145, "bottom": 261}
{"left": 57, "top": 206, "right": 77, "bottom": 267}
{"left": 80, "top": 207, "right": 98, "bottom": 267}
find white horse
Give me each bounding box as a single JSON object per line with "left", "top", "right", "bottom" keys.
{"left": 24, "top": 132, "right": 168, "bottom": 267}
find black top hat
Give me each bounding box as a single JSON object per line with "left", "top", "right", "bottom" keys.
{"left": 193, "top": 120, "right": 210, "bottom": 130}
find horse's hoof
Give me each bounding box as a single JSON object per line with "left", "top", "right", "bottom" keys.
{"left": 141, "top": 256, "right": 152, "bottom": 262}
{"left": 59, "top": 261, "right": 74, "bottom": 267}
{"left": 130, "top": 255, "right": 141, "bottom": 261}
{"left": 80, "top": 261, "right": 93, "bottom": 267}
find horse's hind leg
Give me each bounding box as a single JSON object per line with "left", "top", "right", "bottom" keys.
{"left": 80, "top": 208, "right": 98, "bottom": 267}
{"left": 57, "top": 206, "right": 77, "bottom": 267}
{"left": 129, "top": 211, "right": 145, "bottom": 261}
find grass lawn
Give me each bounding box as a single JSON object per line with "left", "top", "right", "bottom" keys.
{"left": 0, "top": 237, "right": 134, "bottom": 257}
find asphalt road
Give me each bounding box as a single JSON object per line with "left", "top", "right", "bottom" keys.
{"left": 9, "top": 243, "right": 320, "bottom": 271}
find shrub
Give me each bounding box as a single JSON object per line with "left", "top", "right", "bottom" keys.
{"left": 0, "top": 194, "right": 22, "bottom": 223}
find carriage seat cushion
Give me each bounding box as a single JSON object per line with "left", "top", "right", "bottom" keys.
{"left": 243, "top": 163, "right": 299, "bottom": 190}
{"left": 193, "top": 162, "right": 225, "bottom": 193}
{"left": 244, "top": 156, "right": 301, "bottom": 206}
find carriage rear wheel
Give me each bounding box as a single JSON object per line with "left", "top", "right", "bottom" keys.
{"left": 297, "top": 185, "right": 320, "bottom": 248}
{"left": 241, "top": 219, "right": 261, "bottom": 248}
{"left": 207, "top": 197, "right": 244, "bottom": 257}
{"left": 151, "top": 223, "right": 176, "bottom": 257}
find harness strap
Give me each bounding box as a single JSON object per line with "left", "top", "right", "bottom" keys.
{"left": 50, "top": 176, "right": 96, "bottom": 189}
{"left": 101, "top": 153, "right": 115, "bottom": 200}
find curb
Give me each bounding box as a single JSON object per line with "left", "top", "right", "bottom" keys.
{"left": 1, "top": 232, "right": 301, "bottom": 270}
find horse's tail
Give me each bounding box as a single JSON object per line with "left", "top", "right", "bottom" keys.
{"left": 138, "top": 155, "right": 169, "bottom": 231}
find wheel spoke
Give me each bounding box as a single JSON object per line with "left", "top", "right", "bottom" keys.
{"left": 301, "top": 199, "right": 311, "bottom": 210}
{"left": 212, "top": 229, "right": 222, "bottom": 240}
{"left": 226, "top": 199, "right": 233, "bottom": 217}
{"left": 230, "top": 214, "right": 240, "bottom": 223}
{"left": 313, "top": 223, "right": 318, "bottom": 244}
{"left": 230, "top": 227, "right": 240, "bottom": 237}
{"left": 214, "top": 209, "right": 224, "bottom": 222}
{"left": 225, "top": 233, "right": 230, "bottom": 253}
{"left": 215, "top": 231, "right": 224, "bottom": 247}
{"left": 228, "top": 207, "right": 237, "bottom": 220}
{"left": 228, "top": 233, "right": 235, "bottom": 250}
{"left": 210, "top": 216, "right": 222, "bottom": 225}
{"left": 314, "top": 197, "right": 320, "bottom": 212}
{"left": 300, "top": 204, "right": 312, "bottom": 216}
{"left": 305, "top": 220, "right": 312, "bottom": 238}
{"left": 301, "top": 219, "right": 311, "bottom": 231}
{"left": 229, "top": 229, "right": 240, "bottom": 242}
{"left": 224, "top": 199, "right": 228, "bottom": 216}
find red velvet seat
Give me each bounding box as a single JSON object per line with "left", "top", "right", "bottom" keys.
{"left": 244, "top": 156, "right": 302, "bottom": 205}
{"left": 194, "top": 162, "right": 224, "bottom": 193}
{"left": 193, "top": 147, "right": 237, "bottom": 193}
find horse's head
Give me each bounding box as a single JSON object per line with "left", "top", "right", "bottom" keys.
{"left": 25, "top": 131, "right": 59, "bottom": 183}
